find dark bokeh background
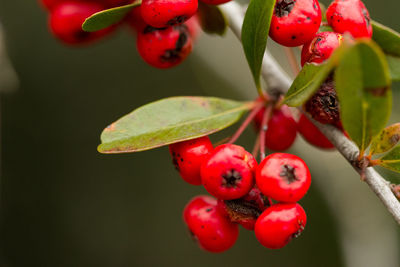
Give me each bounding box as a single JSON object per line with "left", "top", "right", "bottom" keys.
{"left": 0, "top": 0, "right": 398, "bottom": 266}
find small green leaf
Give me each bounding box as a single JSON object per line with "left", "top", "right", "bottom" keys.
{"left": 386, "top": 54, "right": 400, "bottom": 81}
{"left": 379, "top": 146, "right": 400, "bottom": 173}
{"left": 198, "top": 2, "right": 228, "bottom": 36}
{"left": 372, "top": 21, "right": 400, "bottom": 57}
{"left": 82, "top": 2, "right": 141, "bottom": 32}
{"left": 241, "top": 0, "right": 275, "bottom": 89}
{"left": 370, "top": 123, "right": 400, "bottom": 155}
{"left": 284, "top": 44, "right": 347, "bottom": 107}
{"left": 335, "top": 40, "right": 392, "bottom": 152}
{"left": 98, "top": 97, "right": 253, "bottom": 153}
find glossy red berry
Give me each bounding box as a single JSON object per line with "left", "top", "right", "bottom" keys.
{"left": 141, "top": 0, "right": 198, "bottom": 28}
{"left": 255, "top": 203, "right": 307, "bottom": 249}
{"left": 326, "top": 0, "right": 372, "bottom": 38}
{"left": 201, "top": 144, "right": 257, "bottom": 200}
{"left": 136, "top": 25, "right": 193, "bottom": 68}
{"left": 169, "top": 136, "right": 213, "bottom": 185}
{"left": 256, "top": 105, "right": 297, "bottom": 151}
{"left": 298, "top": 114, "right": 334, "bottom": 149}
{"left": 301, "top": 32, "right": 343, "bottom": 66}
{"left": 256, "top": 153, "right": 311, "bottom": 203}
{"left": 199, "top": 0, "right": 231, "bottom": 5}
{"left": 183, "top": 195, "right": 239, "bottom": 253}
{"left": 270, "top": 0, "right": 322, "bottom": 47}
{"left": 217, "top": 188, "right": 271, "bottom": 230}
{"left": 49, "top": 2, "right": 113, "bottom": 45}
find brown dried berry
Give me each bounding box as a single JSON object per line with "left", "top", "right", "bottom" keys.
{"left": 305, "top": 76, "right": 340, "bottom": 124}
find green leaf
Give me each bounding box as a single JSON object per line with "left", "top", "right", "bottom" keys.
{"left": 241, "top": 0, "right": 275, "bottom": 89}
{"left": 82, "top": 1, "right": 141, "bottom": 32}
{"left": 198, "top": 2, "right": 228, "bottom": 36}
{"left": 98, "top": 97, "right": 253, "bottom": 153}
{"left": 379, "top": 146, "right": 400, "bottom": 173}
{"left": 370, "top": 123, "right": 400, "bottom": 155}
{"left": 335, "top": 40, "right": 392, "bottom": 152}
{"left": 372, "top": 20, "right": 400, "bottom": 57}
{"left": 284, "top": 44, "right": 347, "bottom": 107}
{"left": 386, "top": 54, "right": 400, "bottom": 81}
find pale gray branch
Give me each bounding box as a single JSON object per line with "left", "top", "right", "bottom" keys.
{"left": 220, "top": 1, "right": 400, "bottom": 225}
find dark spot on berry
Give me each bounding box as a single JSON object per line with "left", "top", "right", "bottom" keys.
{"left": 274, "top": 0, "right": 295, "bottom": 17}
{"left": 280, "top": 164, "right": 299, "bottom": 184}
{"left": 201, "top": 225, "right": 204, "bottom": 229}
{"left": 221, "top": 169, "right": 242, "bottom": 188}
{"left": 206, "top": 208, "right": 213, "bottom": 212}
{"left": 306, "top": 16, "right": 311, "bottom": 20}
{"left": 160, "top": 26, "right": 189, "bottom": 63}
{"left": 167, "top": 15, "right": 188, "bottom": 26}
{"left": 143, "top": 25, "right": 167, "bottom": 34}
{"left": 291, "top": 35, "right": 296, "bottom": 39}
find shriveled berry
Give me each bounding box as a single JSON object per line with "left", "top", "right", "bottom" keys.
{"left": 201, "top": 144, "right": 257, "bottom": 200}
{"left": 304, "top": 77, "right": 340, "bottom": 125}
{"left": 255, "top": 203, "right": 307, "bottom": 249}
{"left": 169, "top": 136, "right": 213, "bottom": 185}
{"left": 326, "top": 0, "right": 372, "bottom": 38}
{"left": 49, "top": 2, "right": 113, "bottom": 45}
{"left": 298, "top": 114, "right": 335, "bottom": 149}
{"left": 270, "top": 0, "right": 322, "bottom": 47}
{"left": 217, "top": 188, "right": 271, "bottom": 230}
{"left": 183, "top": 195, "right": 239, "bottom": 253}
{"left": 256, "top": 153, "right": 311, "bottom": 203}
{"left": 301, "top": 31, "right": 343, "bottom": 66}
{"left": 136, "top": 24, "right": 193, "bottom": 68}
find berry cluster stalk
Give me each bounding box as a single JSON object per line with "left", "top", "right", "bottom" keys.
{"left": 219, "top": 1, "right": 400, "bottom": 225}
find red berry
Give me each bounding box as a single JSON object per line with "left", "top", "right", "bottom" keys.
{"left": 40, "top": 0, "right": 64, "bottom": 10}
{"left": 269, "top": 0, "right": 322, "bottom": 47}
{"left": 260, "top": 105, "right": 297, "bottom": 151}
{"left": 298, "top": 114, "right": 335, "bottom": 149}
{"left": 199, "top": 0, "right": 231, "bottom": 5}
{"left": 256, "top": 153, "right": 311, "bottom": 203}
{"left": 255, "top": 203, "right": 307, "bottom": 249}
{"left": 201, "top": 144, "right": 257, "bottom": 200}
{"left": 169, "top": 136, "right": 214, "bottom": 185}
{"left": 301, "top": 31, "right": 343, "bottom": 66}
{"left": 183, "top": 195, "right": 239, "bottom": 253}
{"left": 136, "top": 25, "right": 193, "bottom": 68}
{"left": 217, "top": 188, "right": 271, "bottom": 230}
{"left": 49, "top": 2, "right": 113, "bottom": 45}
{"left": 326, "top": 0, "right": 372, "bottom": 38}
{"left": 141, "top": 0, "right": 198, "bottom": 28}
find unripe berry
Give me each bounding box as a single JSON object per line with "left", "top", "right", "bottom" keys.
{"left": 199, "top": 0, "right": 231, "bottom": 5}
{"left": 326, "top": 0, "right": 372, "bottom": 38}
{"left": 255, "top": 203, "right": 307, "bottom": 249}
{"left": 201, "top": 144, "right": 257, "bottom": 200}
{"left": 136, "top": 25, "right": 193, "bottom": 69}
{"left": 141, "top": 0, "right": 198, "bottom": 28}
{"left": 270, "top": 0, "right": 322, "bottom": 47}
{"left": 298, "top": 114, "right": 334, "bottom": 149}
{"left": 49, "top": 2, "right": 113, "bottom": 45}
{"left": 183, "top": 195, "right": 239, "bottom": 253}
{"left": 301, "top": 31, "right": 343, "bottom": 66}
{"left": 256, "top": 153, "right": 311, "bottom": 203}
{"left": 304, "top": 77, "right": 340, "bottom": 125}
{"left": 169, "top": 136, "right": 213, "bottom": 185}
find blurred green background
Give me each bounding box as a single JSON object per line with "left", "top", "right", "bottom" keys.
{"left": 0, "top": 0, "right": 399, "bottom": 266}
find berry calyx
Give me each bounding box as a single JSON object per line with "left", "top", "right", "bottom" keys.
{"left": 183, "top": 195, "right": 239, "bottom": 253}
{"left": 140, "top": 0, "right": 198, "bottom": 28}
{"left": 298, "top": 114, "right": 335, "bottom": 149}
{"left": 169, "top": 136, "right": 214, "bottom": 185}
{"left": 49, "top": 2, "right": 113, "bottom": 45}
{"left": 136, "top": 24, "right": 193, "bottom": 68}
{"left": 255, "top": 203, "right": 307, "bottom": 249}
{"left": 301, "top": 31, "right": 343, "bottom": 66}
{"left": 270, "top": 0, "right": 322, "bottom": 47}
{"left": 326, "top": 0, "right": 372, "bottom": 38}
{"left": 304, "top": 77, "right": 340, "bottom": 125}
{"left": 201, "top": 144, "right": 257, "bottom": 200}
{"left": 256, "top": 153, "right": 311, "bottom": 203}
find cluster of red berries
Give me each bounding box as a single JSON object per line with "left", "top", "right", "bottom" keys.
{"left": 170, "top": 137, "right": 310, "bottom": 252}
{"left": 270, "top": 0, "right": 372, "bottom": 127}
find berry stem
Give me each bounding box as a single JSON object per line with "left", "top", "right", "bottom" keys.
{"left": 252, "top": 132, "right": 261, "bottom": 158}
{"left": 284, "top": 47, "right": 300, "bottom": 76}
{"left": 228, "top": 101, "right": 265, "bottom": 144}
{"left": 259, "top": 104, "right": 273, "bottom": 160}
